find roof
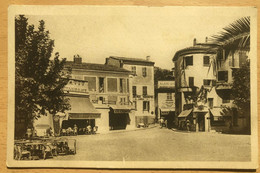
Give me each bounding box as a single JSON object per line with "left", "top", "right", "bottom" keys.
{"left": 178, "top": 109, "right": 192, "bottom": 118}
{"left": 109, "top": 56, "right": 155, "bottom": 66}
{"left": 65, "top": 61, "right": 131, "bottom": 73}
{"left": 210, "top": 108, "right": 223, "bottom": 117}
{"left": 68, "top": 96, "right": 100, "bottom": 115}
{"left": 172, "top": 43, "right": 218, "bottom": 62}
{"left": 110, "top": 105, "right": 131, "bottom": 113}
{"left": 160, "top": 108, "right": 175, "bottom": 112}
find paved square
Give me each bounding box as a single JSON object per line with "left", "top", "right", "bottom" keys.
{"left": 53, "top": 127, "right": 251, "bottom": 161}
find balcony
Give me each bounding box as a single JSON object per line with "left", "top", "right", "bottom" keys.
{"left": 92, "top": 99, "right": 134, "bottom": 106}
{"left": 133, "top": 95, "right": 154, "bottom": 100}
{"left": 216, "top": 81, "right": 232, "bottom": 90}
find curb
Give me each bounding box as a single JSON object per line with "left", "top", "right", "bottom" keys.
{"left": 97, "top": 124, "right": 159, "bottom": 135}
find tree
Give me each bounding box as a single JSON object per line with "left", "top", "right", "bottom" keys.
{"left": 15, "top": 15, "right": 71, "bottom": 138}
{"left": 232, "top": 60, "right": 250, "bottom": 130}
{"left": 207, "top": 17, "right": 250, "bottom": 74}
{"left": 154, "top": 67, "right": 174, "bottom": 87}
{"left": 211, "top": 16, "right": 250, "bottom": 59}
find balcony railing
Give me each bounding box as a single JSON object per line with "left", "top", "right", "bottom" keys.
{"left": 216, "top": 82, "right": 232, "bottom": 90}
{"left": 92, "top": 100, "right": 132, "bottom": 106}
{"left": 133, "top": 95, "right": 154, "bottom": 99}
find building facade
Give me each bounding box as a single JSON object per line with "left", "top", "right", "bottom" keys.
{"left": 106, "top": 56, "right": 155, "bottom": 127}
{"left": 173, "top": 39, "right": 224, "bottom": 132}
{"left": 155, "top": 80, "right": 175, "bottom": 128}
{"left": 214, "top": 50, "right": 249, "bottom": 132}
{"left": 33, "top": 78, "right": 101, "bottom": 136}
{"left": 63, "top": 57, "right": 135, "bottom": 133}
{"left": 173, "top": 38, "right": 250, "bottom": 133}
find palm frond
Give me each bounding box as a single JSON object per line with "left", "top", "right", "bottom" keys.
{"left": 210, "top": 16, "right": 250, "bottom": 52}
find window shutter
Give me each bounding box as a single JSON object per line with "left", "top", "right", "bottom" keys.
{"left": 224, "top": 71, "right": 228, "bottom": 82}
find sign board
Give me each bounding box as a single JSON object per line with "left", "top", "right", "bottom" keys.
{"left": 69, "top": 113, "right": 101, "bottom": 119}
{"left": 158, "top": 81, "right": 175, "bottom": 88}
{"left": 113, "top": 109, "right": 131, "bottom": 114}
{"left": 64, "top": 79, "right": 89, "bottom": 94}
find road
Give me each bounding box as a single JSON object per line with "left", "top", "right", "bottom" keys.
{"left": 53, "top": 127, "right": 251, "bottom": 161}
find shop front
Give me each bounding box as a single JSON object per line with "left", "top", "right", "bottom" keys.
{"left": 61, "top": 95, "right": 101, "bottom": 134}
{"left": 193, "top": 106, "right": 210, "bottom": 132}
{"left": 210, "top": 107, "right": 231, "bottom": 133}
{"left": 160, "top": 108, "right": 175, "bottom": 128}
{"left": 109, "top": 105, "right": 131, "bottom": 130}
{"left": 177, "top": 109, "right": 193, "bottom": 130}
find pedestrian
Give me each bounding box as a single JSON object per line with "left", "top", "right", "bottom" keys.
{"left": 87, "top": 124, "right": 92, "bottom": 135}
{"left": 165, "top": 120, "right": 168, "bottom": 128}
{"left": 186, "top": 120, "right": 190, "bottom": 132}
{"left": 50, "top": 127, "right": 54, "bottom": 136}
{"left": 73, "top": 124, "right": 78, "bottom": 135}
{"left": 93, "top": 126, "right": 98, "bottom": 134}
{"left": 160, "top": 118, "right": 164, "bottom": 128}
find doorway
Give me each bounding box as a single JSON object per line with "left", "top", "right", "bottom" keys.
{"left": 198, "top": 113, "right": 205, "bottom": 131}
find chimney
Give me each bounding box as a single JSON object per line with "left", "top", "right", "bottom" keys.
{"left": 205, "top": 37, "right": 208, "bottom": 43}
{"left": 193, "top": 38, "right": 197, "bottom": 46}
{"left": 146, "top": 56, "right": 150, "bottom": 61}
{"left": 74, "top": 54, "right": 82, "bottom": 64}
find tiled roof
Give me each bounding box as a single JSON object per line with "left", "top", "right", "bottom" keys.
{"left": 65, "top": 61, "right": 131, "bottom": 73}
{"left": 109, "top": 56, "right": 155, "bottom": 65}
{"left": 172, "top": 43, "right": 218, "bottom": 61}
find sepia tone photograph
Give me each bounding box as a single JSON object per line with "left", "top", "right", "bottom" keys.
{"left": 7, "top": 5, "right": 258, "bottom": 169}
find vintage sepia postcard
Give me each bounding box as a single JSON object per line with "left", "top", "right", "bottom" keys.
{"left": 7, "top": 5, "right": 258, "bottom": 169}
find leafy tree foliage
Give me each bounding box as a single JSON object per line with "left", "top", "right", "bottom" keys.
{"left": 154, "top": 67, "right": 174, "bottom": 87}
{"left": 15, "top": 15, "right": 70, "bottom": 137}
{"left": 232, "top": 60, "right": 250, "bottom": 116}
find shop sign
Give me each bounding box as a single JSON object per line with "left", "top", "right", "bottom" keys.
{"left": 113, "top": 109, "right": 131, "bottom": 114}
{"left": 64, "top": 79, "right": 89, "bottom": 93}
{"left": 69, "top": 113, "right": 101, "bottom": 119}
{"left": 158, "top": 81, "right": 175, "bottom": 88}
{"left": 161, "top": 111, "right": 170, "bottom": 115}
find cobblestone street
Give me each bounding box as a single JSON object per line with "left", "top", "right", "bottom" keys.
{"left": 53, "top": 127, "right": 251, "bottom": 161}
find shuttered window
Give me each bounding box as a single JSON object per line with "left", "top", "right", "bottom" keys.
{"left": 218, "top": 71, "right": 228, "bottom": 82}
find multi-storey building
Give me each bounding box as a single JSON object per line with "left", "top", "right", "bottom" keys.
{"left": 173, "top": 39, "right": 221, "bottom": 132}
{"left": 173, "top": 38, "right": 249, "bottom": 133}
{"left": 34, "top": 56, "right": 134, "bottom": 134}
{"left": 34, "top": 77, "right": 101, "bottom": 136}
{"left": 215, "top": 50, "right": 249, "bottom": 132}
{"left": 63, "top": 56, "right": 134, "bottom": 133}
{"left": 155, "top": 80, "right": 175, "bottom": 128}
{"left": 106, "top": 56, "right": 155, "bottom": 127}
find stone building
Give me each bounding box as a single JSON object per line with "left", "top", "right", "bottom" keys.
{"left": 105, "top": 56, "right": 155, "bottom": 127}
{"left": 155, "top": 80, "right": 175, "bottom": 128}
{"left": 173, "top": 39, "right": 222, "bottom": 132}
{"left": 63, "top": 56, "right": 135, "bottom": 133}
{"left": 173, "top": 38, "right": 250, "bottom": 133}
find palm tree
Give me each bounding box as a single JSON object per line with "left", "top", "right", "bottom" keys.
{"left": 206, "top": 16, "right": 250, "bottom": 81}
{"left": 210, "top": 16, "right": 250, "bottom": 59}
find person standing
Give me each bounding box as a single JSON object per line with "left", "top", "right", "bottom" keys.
{"left": 186, "top": 119, "right": 190, "bottom": 132}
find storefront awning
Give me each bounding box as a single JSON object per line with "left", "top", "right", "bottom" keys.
{"left": 178, "top": 109, "right": 192, "bottom": 118}
{"left": 210, "top": 108, "right": 223, "bottom": 117}
{"left": 68, "top": 96, "right": 101, "bottom": 119}
{"left": 160, "top": 108, "right": 175, "bottom": 112}
{"left": 110, "top": 105, "right": 131, "bottom": 114}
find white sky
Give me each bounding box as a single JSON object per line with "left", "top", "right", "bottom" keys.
{"left": 25, "top": 6, "right": 253, "bottom": 70}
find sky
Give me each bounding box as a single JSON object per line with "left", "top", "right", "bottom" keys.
{"left": 25, "top": 6, "right": 253, "bottom": 70}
